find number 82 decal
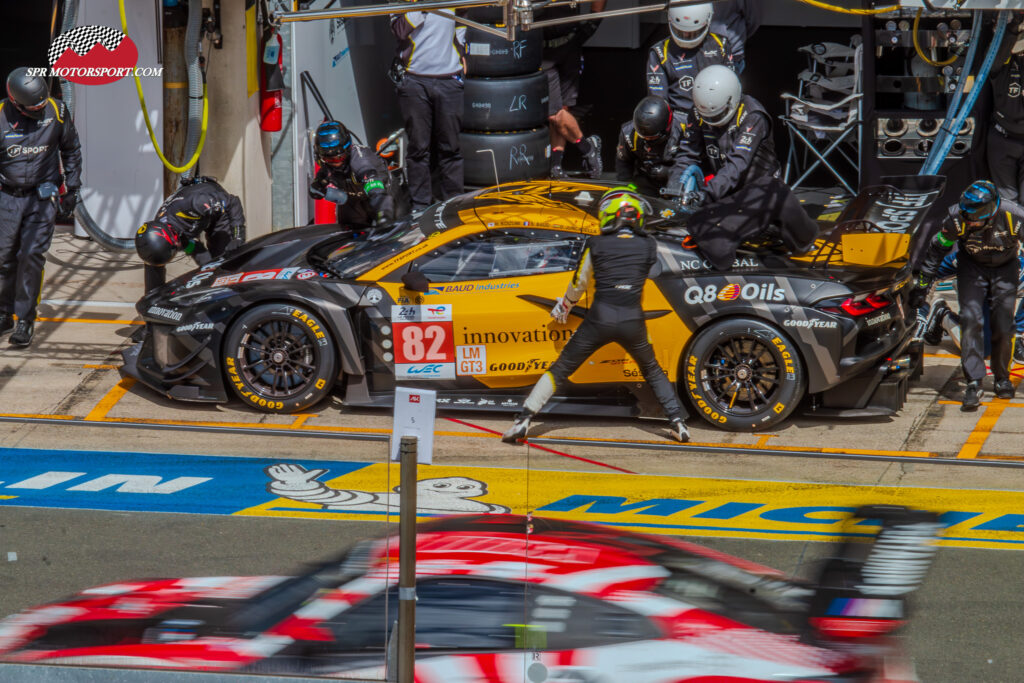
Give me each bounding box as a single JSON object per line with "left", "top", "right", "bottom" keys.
{"left": 393, "top": 321, "right": 455, "bottom": 364}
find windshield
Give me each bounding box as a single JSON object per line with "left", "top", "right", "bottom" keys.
{"left": 317, "top": 225, "right": 425, "bottom": 279}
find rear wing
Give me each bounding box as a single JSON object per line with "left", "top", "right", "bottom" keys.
{"left": 808, "top": 505, "right": 943, "bottom": 638}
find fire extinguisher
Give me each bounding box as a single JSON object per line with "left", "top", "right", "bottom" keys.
{"left": 260, "top": 31, "right": 284, "bottom": 132}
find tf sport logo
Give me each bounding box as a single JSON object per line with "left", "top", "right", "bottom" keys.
{"left": 38, "top": 25, "right": 161, "bottom": 86}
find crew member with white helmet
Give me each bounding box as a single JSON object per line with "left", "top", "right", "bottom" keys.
{"left": 647, "top": 2, "right": 734, "bottom": 116}
{"left": 675, "top": 64, "right": 780, "bottom": 207}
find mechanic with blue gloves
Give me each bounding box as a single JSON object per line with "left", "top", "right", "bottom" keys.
{"left": 615, "top": 96, "right": 692, "bottom": 196}
{"left": 909, "top": 180, "right": 1024, "bottom": 410}
{"left": 135, "top": 177, "right": 246, "bottom": 290}
{"left": 309, "top": 120, "right": 397, "bottom": 229}
{"left": 675, "top": 65, "right": 781, "bottom": 211}
{"left": 0, "top": 67, "right": 81, "bottom": 348}
{"left": 647, "top": 2, "right": 734, "bottom": 116}
{"left": 502, "top": 188, "right": 690, "bottom": 445}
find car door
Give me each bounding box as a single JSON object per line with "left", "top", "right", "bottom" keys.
{"left": 399, "top": 229, "right": 590, "bottom": 393}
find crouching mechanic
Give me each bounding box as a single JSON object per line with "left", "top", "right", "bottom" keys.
{"left": 309, "top": 120, "right": 396, "bottom": 228}
{"left": 135, "top": 177, "right": 246, "bottom": 277}
{"left": 502, "top": 188, "right": 690, "bottom": 444}
{"left": 615, "top": 96, "right": 691, "bottom": 196}
{"left": 676, "top": 65, "right": 781, "bottom": 209}
{"left": 909, "top": 180, "right": 1024, "bottom": 409}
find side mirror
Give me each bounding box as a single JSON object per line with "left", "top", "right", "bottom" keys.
{"left": 401, "top": 270, "right": 430, "bottom": 293}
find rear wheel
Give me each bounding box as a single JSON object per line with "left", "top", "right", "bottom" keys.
{"left": 681, "top": 318, "right": 805, "bottom": 431}
{"left": 223, "top": 303, "right": 337, "bottom": 413}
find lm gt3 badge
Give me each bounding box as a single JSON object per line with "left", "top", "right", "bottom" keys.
{"left": 684, "top": 283, "right": 786, "bottom": 305}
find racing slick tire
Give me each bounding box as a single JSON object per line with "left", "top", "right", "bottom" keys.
{"left": 463, "top": 71, "right": 549, "bottom": 131}
{"left": 223, "top": 303, "right": 338, "bottom": 413}
{"left": 682, "top": 317, "right": 805, "bottom": 431}
{"left": 464, "top": 26, "right": 543, "bottom": 77}
{"left": 461, "top": 127, "right": 549, "bottom": 185}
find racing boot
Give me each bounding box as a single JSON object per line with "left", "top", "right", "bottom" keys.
{"left": 580, "top": 135, "right": 603, "bottom": 179}
{"left": 9, "top": 321, "right": 33, "bottom": 347}
{"left": 995, "top": 379, "right": 1016, "bottom": 400}
{"left": 941, "top": 309, "right": 962, "bottom": 351}
{"left": 961, "top": 380, "right": 983, "bottom": 412}
{"left": 0, "top": 314, "right": 13, "bottom": 338}
{"left": 922, "top": 300, "right": 948, "bottom": 346}
{"left": 669, "top": 418, "right": 690, "bottom": 443}
{"left": 549, "top": 163, "right": 568, "bottom": 180}
{"left": 911, "top": 302, "right": 929, "bottom": 341}
{"left": 502, "top": 412, "right": 533, "bottom": 444}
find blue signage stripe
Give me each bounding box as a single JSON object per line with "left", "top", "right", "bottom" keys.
{"left": 0, "top": 448, "right": 371, "bottom": 516}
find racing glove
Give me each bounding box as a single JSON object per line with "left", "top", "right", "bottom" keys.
{"left": 60, "top": 187, "right": 80, "bottom": 215}
{"left": 551, "top": 296, "right": 573, "bottom": 324}
{"left": 908, "top": 274, "right": 932, "bottom": 311}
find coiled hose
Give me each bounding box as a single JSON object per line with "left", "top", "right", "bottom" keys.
{"left": 60, "top": 0, "right": 134, "bottom": 251}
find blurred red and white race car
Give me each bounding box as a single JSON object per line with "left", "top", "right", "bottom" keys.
{"left": 0, "top": 508, "right": 940, "bottom": 681}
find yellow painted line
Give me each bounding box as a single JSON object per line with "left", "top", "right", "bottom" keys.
{"left": 290, "top": 414, "right": 315, "bottom": 428}
{"left": 85, "top": 378, "right": 136, "bottom": 422}
{"left": 232, "top": 462, "right": 1024, "bottom": 550}
{"left": 958, "top": 404, "right": 1007, "bottom": 459}
{"left": 940, "top": 400, "right": 1024, "bottom": 408}
{"left": 83, "top": 364, "right": 119, "bottom": 370}
{"left": 754, "top": 434, "right": 777, "bottom": 448}
{"left": 37, "top": 316, "right": 142, "bottom": 325}
{"left": 0, "top": 412, "right": 74, "bottom": 420}
{"left": 0, "top": 495, "right": 16, "bottom": 500}
{"left": 925, "top": 352, "right": 961, "bottom": 359}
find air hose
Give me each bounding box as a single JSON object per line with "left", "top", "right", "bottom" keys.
{"left": 922, "top": 11, "right": 1008, "bottom": 176}
{"left": 913, "top": 9, "right": 957, "bottom": 67}
{"left": 60, "top": 0, "right": 134, "bottom": 251}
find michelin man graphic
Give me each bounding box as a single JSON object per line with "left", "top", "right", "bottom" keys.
{"left": 264, "top": 464, "right": 510, "bottom": 514}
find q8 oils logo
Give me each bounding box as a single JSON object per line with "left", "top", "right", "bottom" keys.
{"left": 40, "top": 25, "right": 161, "bottom": 86}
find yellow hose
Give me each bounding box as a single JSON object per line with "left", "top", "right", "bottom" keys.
{"left": 913, "top": 8, "right": 958, "bottom": 67}
{"left": 118, "top": 0, "right": 208, "bottom": 173}
{"left": 790, "top": 0, "right": 900, "bottom": 15}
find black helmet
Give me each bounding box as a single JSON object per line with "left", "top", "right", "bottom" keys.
{"left": 314, "top": 120, "right": 352, "bottom": 168}
{"left": 633, "top": 96, "right": 672, "bottom": 141}
{"left": 5, "top": 67, "right": 49, "bottom": 119}
{"left": 135, "top": 221, "right": 181, "bottom": 266}
{"left": 959, "top": 180, "right": 1000, "bottom": 225}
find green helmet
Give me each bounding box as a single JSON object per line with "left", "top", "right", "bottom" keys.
{"left": 597, "top": 186, "right": 649, "bottom": 234}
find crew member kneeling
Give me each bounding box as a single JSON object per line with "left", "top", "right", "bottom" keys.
{"left": 910, "top": 180, "right": 1024, "bottom": 410}
{"left": 135, "top": 177, "right": 246, "bottom": 272}
{"left": 502, "top": 188, "right": 690, "bottom": 444}
{"left": 0, "top": 67, "right": 82, "bottom": 347}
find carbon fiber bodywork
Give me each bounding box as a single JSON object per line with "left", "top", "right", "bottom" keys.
{"left": 121, "top": 177, "right": 939, "bottom": 422}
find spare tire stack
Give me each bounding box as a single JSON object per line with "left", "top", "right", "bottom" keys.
{"left": 461, "top": 24, "right": 550, "bottom": 186}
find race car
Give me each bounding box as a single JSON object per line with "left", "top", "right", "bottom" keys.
{"left": 121, "top": 176, "right": 942, "bottom": 430}
{"left": 0, "top": 508, "right": 940, "bottom": 680}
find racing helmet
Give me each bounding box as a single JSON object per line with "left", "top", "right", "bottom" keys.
{"left": 667, "top": 2, "right": 714, "bottom": 49}
{"left": 633, "top": 96, "right": 673, "bottom": 141}
{"left": 135, "top": 221, "right": 181, "bottom": 267}
{"left": 959, "top": 180, "right": 1000, "bottom": 225}
{"left": 693, "top": 65, "right": 741, "bottom": 127}
{"left": 314, "top": 120, "right": 352, "bottom": 168}
{"left": 597, "top": 187, "right": 650, "bottom": 234}
{"left": 5, "top": 67, "right": 49, "bottom": 120}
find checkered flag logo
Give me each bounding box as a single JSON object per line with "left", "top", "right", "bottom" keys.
{"left": 48, "top": 25, "right": 126, "bottom": 67}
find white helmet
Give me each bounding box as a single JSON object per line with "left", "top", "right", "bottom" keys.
{"left": 693, "top": 65, "right": 742, "bottom": 126}
{"left": 667, "top": 2, "right": 714, "bottom": 49}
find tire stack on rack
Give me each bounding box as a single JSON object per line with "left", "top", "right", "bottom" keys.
{"left": 461, "top": 21, "right": 549, "bottom": 185}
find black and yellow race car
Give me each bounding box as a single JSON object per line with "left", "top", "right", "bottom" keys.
{"left": 122, "top": 177, "right": 942, "bottom": 431}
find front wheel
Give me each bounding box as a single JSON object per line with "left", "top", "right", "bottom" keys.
{"left": 223, "top": 303, "right": 338, "bottom": 413}
{"left": 681, "top": 318, "right": 805, "bottom": 431}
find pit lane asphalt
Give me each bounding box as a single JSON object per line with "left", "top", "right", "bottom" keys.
{"left": 0, "top": 232, "right": 1021, "bottom": 680}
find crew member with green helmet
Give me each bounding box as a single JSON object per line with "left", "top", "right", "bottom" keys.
{"left": 503, "top": 187, "right": 690, "bottom": 444}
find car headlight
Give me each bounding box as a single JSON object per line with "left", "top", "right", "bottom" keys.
{"left": 167, "top": 287, "right": 234, "bottom": 306}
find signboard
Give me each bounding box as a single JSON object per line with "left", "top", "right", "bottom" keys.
{"left": 390, "top": 387, "right": 436, "bottom": 464}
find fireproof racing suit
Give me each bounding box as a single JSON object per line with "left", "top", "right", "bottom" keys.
{"left": 919, "top": 201, "right": 1024, "bottom": 384}
{"left": 310, "top": 143, "right": 397, "bottom": 228}
{"left": 710, "top": 0, "right": 762, "bottom": 72}
{"left": 646, "top": 34, "right": 733, "bottom": 115}
{"left": 988, "top": 25, "right": 1024, "bottom": 200}
{"left": 153, "top": 179, "right": 246, "bottom": 264}
{"left": 677, "top": 94, "right": 781, "bottom": 202}
{"left": 615, "top": 118, "right": 691, "bottom": 195}
{"left": 518, "top": 229, "right": 687, "bottom": 421}
{"left": 0, "top": 97, "right": 81, "bottom": 325}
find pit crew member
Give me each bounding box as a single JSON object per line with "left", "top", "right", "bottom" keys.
{"left": 0, "top": 67, "right": 82, "bottom": 347}
{"left": 615, "top": 95, "right": 691, "bottom": 196}
{"left": 987, "top": 12, "right": 1024, "bottom": 201}
{"left": 646, "top": 2, "right": 733, "bottom": 116}
{"left": 710, "top": 0, "right": 761, "bottom": 73}
{"left": 909, "top": 180, "right": 1024, "bottom": 409}
{"left": 502, "top": 188, "right": 690, "bottom": 444}
{"left": 309, "top": 120, "right": 397, "bottom": 228}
